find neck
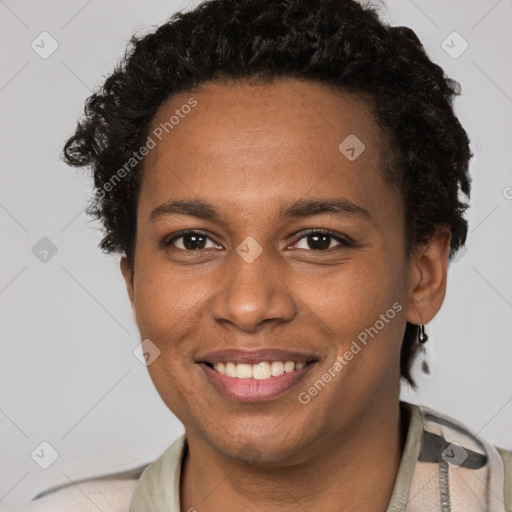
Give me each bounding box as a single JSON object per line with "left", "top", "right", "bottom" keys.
{"left": 181, "top": 400, "right": 407, "bottom": 512}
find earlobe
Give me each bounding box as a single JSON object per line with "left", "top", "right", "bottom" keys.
{"left": 405, "top": 228, "right": 452, "bottom": 326}
{"left": 120, "top": 255, "right": 135, "bottom": 308}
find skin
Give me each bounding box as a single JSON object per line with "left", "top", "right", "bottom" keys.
{"left": 121, "top": 78, "right": 451, "bottom": 512}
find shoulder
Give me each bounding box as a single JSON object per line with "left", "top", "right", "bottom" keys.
{"left": 28, "top": 436, "right": 188, "bottom": 512}
{"left": 407, "top": 401, "right": 512, "bottom": 512}
{"left": 28, "top": 467, "right": 148, "bottom": 512}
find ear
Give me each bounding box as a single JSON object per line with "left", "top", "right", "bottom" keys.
{"left": 405, "top": 227, "right": 452, "bottom": 326}
{"left": 120, "top": 255, "right": 135, "bottom": 309}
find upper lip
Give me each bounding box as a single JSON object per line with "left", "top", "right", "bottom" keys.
{"left": 198, "top": 348, "right": 319, "bottom": 365}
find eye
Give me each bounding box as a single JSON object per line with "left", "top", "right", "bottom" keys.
{"left": 291, "top": 229, "right": 354, "bottom": 251}
{"left": 163, "top": 230, "right": 222, "bottom": 251}
{"left": 162, "top": 228, "right": 354, "bottom": 253}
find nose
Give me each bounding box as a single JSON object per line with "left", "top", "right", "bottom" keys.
{"left": 210, "top": 248, "right": 297, "bottom": 332}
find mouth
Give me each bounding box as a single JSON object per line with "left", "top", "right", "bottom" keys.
{"left": 197, "top": 352, "right": 319, "bottom": 402}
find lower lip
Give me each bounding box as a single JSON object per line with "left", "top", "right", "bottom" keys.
{"left": 198, "top": 362, "right": 317, "bottom": 402}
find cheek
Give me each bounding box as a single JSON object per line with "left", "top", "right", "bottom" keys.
{"left": 144, "top": 356, "right": 200, "bottom": 427}
{"left": 314, "top": 252, "right": 406, "bottom": 379}
{"left": 304, "top": 252, "right": 402, "bottom": 328}
{"left": 345, "top": 258, "right": 406, "bottom": 373}
{"left": 132, "top": 247, "right": 206, "bottom": 339}
{"left": 132, "top": 257, "right": 202, "bottom": 410}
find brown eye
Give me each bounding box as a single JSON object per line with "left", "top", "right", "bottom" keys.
{"left": 292, "top": 230, "right": 353, "bottom": 251}
{"left": 165, "top": 231, "right": 221, "bottom": 251}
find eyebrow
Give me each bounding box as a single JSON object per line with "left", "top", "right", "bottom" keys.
{"left": 150, "top": 198, "right": 371, "bottom": 222}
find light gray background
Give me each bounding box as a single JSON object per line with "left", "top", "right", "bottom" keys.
{"left": 1, "top": 0, "right": 511, "bottom": 510}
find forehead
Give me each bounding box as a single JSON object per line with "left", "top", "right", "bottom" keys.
{"left": 139, "top": 78, "right": 397, "bottom": 224}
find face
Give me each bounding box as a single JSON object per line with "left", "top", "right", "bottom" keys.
{"left": 121, "top": 78, "right": 445, "bottom": 463}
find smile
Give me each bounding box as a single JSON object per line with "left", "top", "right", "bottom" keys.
{"left": 209, "top": 360, "right": 307, "bottom": 379}
{"left": 199, "top": 360, "right": 318, "bottom": 402}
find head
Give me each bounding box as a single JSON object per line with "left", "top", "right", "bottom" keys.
{"left": 63, "top": 0, "right": 471, "bottom": 461}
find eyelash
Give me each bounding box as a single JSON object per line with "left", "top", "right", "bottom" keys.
{"left": 162, "top": 228, "right": 354, "bottom": 252}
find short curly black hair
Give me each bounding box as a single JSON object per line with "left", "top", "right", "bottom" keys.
{"left": 62, "top": 0, "right": 472, "bottom": 388}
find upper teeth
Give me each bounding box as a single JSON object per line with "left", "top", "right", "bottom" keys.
{"left": 213, "top": 361, "right": 306, "bottom": 379}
